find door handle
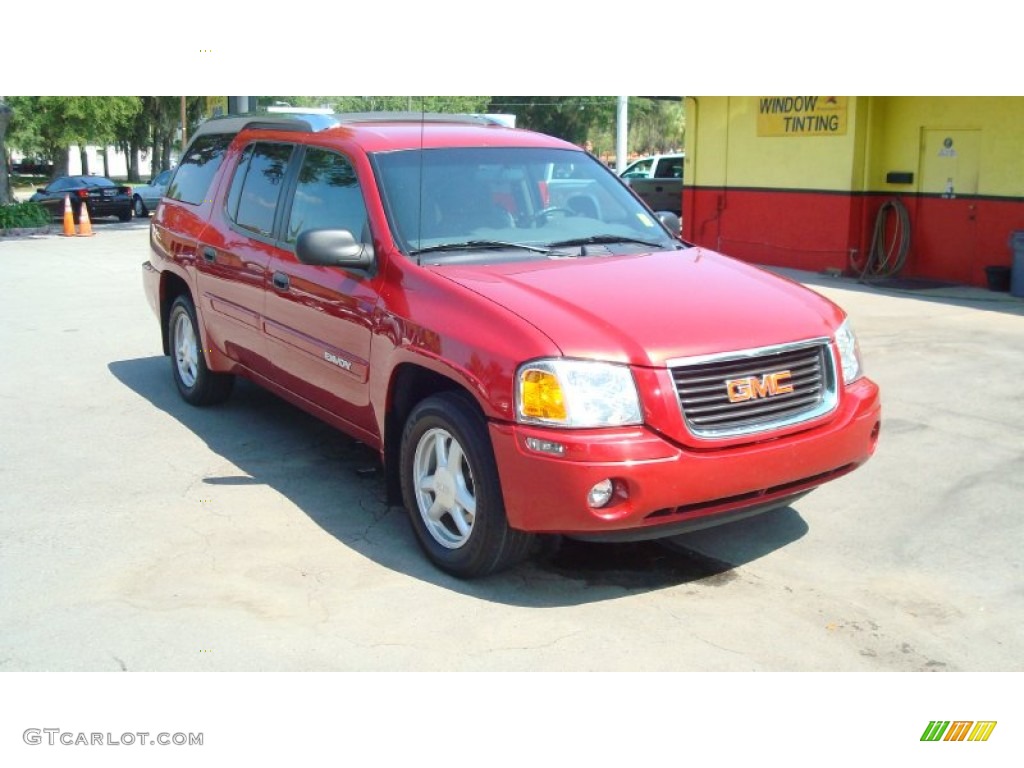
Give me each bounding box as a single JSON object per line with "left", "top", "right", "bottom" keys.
{"left": 202, "top": 246, "right": 216, "bottom": 263}
{"left": 272, "top": 272, "right": 290, "bottom": 291}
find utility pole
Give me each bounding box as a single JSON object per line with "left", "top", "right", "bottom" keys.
{"left": 180, "top": 96, "right": 187, "bottom": 150}
{"left": 616, "top": 97, "right": 629, "bottom": 175}
{"left": 228, "top": 97, "right": 253, "bottom": 115}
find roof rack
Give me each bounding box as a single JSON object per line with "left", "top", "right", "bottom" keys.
{"left": 191, "top": 111, "right": 508, "bottom": 143}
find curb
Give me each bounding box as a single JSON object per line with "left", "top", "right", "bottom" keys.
{"left": 0, "top": 225, "right": 58, "bottom": 238}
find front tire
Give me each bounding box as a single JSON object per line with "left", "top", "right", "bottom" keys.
{"left": 134, "top": 196, "right": 148, "bottom": 217}
{"left": 400, "top": 392, "right": 533, "bottom": 578}
{"left": 168, "top": 294, "right": 234, "bottom": 406}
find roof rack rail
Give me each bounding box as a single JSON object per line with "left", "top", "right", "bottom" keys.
{"left": 190, "top": 111, "right": 509, "bottom": 144}
{"left": 327, "top": 112, "right": 506, "bottom": 126}
{"left": 191, "top": 112, "right": 338, "bottom": 140}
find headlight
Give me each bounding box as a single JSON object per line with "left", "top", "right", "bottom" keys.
{"left": 834, "top": 319, "right": 864, "bottom": 385}
{"left": 516, "top": 359, "right": 642, "bottom": 428}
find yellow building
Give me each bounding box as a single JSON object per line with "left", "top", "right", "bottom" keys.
{"left": 682, "top": 97, "right": 1024, "bottom": 287}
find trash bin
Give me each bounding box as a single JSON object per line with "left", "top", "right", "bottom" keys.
{"left": 985, "top": 265, "right": 1011, "bottom": 292}
{"left": 1012, "top": 230, "right": 1024, "bottom": 298}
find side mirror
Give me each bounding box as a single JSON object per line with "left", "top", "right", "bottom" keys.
{"left": 656, "top": 211, "right": 681, "bottom": 237}
{"left": 296, "top": 228, "right": 374, "bottom": 270}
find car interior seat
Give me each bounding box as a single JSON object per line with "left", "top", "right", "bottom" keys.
{"left": 567, "top": 194, "right": 600, "bottom": 219}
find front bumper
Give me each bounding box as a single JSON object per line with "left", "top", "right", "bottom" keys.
{"left": 489, "top": 377, "right": 881, "bottom": 539}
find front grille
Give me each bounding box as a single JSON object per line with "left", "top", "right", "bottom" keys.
{"left": 669, "top": 339, "right": 837, "bottom": 438}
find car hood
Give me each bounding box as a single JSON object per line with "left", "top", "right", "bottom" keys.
{"left": 433, "top": 248, "right": 846, "bottom": 366}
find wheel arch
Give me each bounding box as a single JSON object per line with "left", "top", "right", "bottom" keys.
{"left": 159, "top": 271, "right": 192, "bottom": 356}
{"left": 383, "top": 362, "right": 485, "bottom": 506}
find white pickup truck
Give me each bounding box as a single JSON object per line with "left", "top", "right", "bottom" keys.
{"left": 620, "top": 153, "right": 683, "bottom": 216}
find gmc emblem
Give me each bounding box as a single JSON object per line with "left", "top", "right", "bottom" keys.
{"left": 726, "top": 371, "right": 794, "bottom": 403}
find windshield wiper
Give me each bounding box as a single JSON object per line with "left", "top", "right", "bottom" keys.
{"left": 545, "top": 235, "right": 664, "bottom": 249}
{"left": 409, "top": 240, "right": 554, "bottom": 258}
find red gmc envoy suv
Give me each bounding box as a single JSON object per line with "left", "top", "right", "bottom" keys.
{"left": 142, "top": 112, "right": 881, "bottom": 577}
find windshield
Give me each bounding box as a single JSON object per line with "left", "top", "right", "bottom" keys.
{"left": 372, "top": 147, "right": 679, "bottom": 260}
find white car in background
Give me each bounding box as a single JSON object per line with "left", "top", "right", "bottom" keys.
{"left": 131, "top": 169, "right": 172, "bottom": 217}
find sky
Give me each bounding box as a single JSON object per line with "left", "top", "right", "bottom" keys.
{"left": 9, "top": 2, "right": 1015, "bottom": 97}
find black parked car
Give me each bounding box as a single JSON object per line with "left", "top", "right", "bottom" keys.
{"left": 11, "top": 158, "right": 55, "bottom": 175}
{"left": 30, "top": 176, "right": 133, "bottom": 223}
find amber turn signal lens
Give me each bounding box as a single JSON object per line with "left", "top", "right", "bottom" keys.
{"left": 520, "top": 369, "right": 567, "bottom": 421}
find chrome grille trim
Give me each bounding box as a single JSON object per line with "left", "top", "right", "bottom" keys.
{"left": 667, "top": 337, "right": 838, "bottom": 439}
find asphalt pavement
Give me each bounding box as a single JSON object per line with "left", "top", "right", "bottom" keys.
{"left": 1, "top": 221, "right": 1022, "bottom": 672}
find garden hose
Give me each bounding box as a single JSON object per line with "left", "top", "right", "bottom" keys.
{"left": 855, "top": 199, "right": 910, "bottom": 281}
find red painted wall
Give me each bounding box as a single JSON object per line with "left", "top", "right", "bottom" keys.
{"left": 684, "top": 187, "right": 1024, "bottom": 287}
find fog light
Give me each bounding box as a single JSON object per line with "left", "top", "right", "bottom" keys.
{"left": 587, "top": 479, "right": 614, "bottom": 508}
{"left": 525, "top": 437, "right": 566, "bottom": 456}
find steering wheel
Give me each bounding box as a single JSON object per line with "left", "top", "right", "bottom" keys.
{"left": 532, "top": 206, "right": 575, "bottom": 224}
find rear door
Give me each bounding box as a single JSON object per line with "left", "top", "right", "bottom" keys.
{"left": 165, "top": 138, "right": 280, "bottom": 378}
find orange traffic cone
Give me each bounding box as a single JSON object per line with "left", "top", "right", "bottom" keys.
{"left": 62, "top": 194, "right": 77, "bottom": 237}
{"left": 77, "top": 199, "right": 95, "bottom": 237}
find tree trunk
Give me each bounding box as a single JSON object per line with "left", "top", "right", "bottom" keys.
{"left": 125, "top": 142, "right": 141, "bottom": 183}
{"left": 53, "top": 148, "right": 70, "bottom": 178}
{"left": 102, "top": 147, "right": 110, "bottom": 178}
{"left": 161, "top": 133, "right": 173, "bottom": 170}
{"left": 79, "top": 146, "right": 89, "bottom": 176}
{"left": 0, "top": 100, "right": 11, "bottom": 205}
{"left": 151, "top": 125, "right": 162, "bottom": 175}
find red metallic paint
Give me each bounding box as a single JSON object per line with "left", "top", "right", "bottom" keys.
{"left": 436, "top": 249, "right": 847, "bottom": 366}
{"left": 145, "top": 119, "right": 882, "bottom": 543}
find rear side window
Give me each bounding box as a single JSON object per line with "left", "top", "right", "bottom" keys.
{"left": 285, "top": 148, "right": 367, "bottom": 244}
{"left": 167, "top": 134, "right": 232, "bottom": 205}
{"left": 228, "top": 142, "right": 295, "bottom": 237}
{"left": 654, "top": 158, "right": 682, "bottom": 178}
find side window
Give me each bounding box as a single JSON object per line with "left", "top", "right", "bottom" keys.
{"left": 655, "top": 158, "right": 683, "bottom": 178}
{"left": 167, "top": 134, "right": 232, "bottom": 205}
{"left": 229, "top": 142, "right": 294, "bottom": 237}
{"left": 225, "top": 144, "right": 255, "bottom": 222}
{"left": 622, "top": 158, "right": 653, "bottom": 178}
{"left": 285, "top": 148, "right": 367, "bottom": 244}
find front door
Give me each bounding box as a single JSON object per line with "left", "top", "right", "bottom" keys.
{"left": 262, "top": 146, "right": 381, "bottom": 441}
{"left": 916, "top": 129, "right": 980, "bottom": 284}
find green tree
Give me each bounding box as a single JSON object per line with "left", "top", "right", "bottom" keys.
{"left": 627, "top": 97, "right": 685, "bottom": 154}
{"left": 120, "top": 97, "right": 205, "bottom": 182}
{"left": 486, "top": 97, "right": 617, "bottom": 144}
{"left": 260, "top": 96, "right": 492, "bottom": 114}
{"left": 584, "top": 98, "right": 685, "bottom": 161}
{"left": 6, "top": 96, "right": 141, "bottom": 179}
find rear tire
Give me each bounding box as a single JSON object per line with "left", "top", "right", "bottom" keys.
{"left": 400, "top": 392, "right": 533, "bottom": 578}
{"left": 168, "top": 294, "right": 234, "bottom": 406}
